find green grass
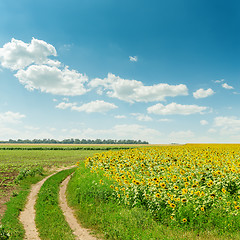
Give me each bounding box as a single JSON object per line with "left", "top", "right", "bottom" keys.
{"left": 35, "top": 168, "right": 76, "bottom": 240}
{"left": 67, "top": 162, "right": 240, "bottom": 240}
{"left": 1, "top": 170, "right": 47, "bottom": 239}
{"left": 0, "top": 148, "right": 107, "bottom": 213}
{"left": 0, "top": 147, "right": 109, "bottom": 238}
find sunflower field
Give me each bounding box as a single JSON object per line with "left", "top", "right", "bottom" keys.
{"left": 85, "top": 144, "right": 240, "bottom": 231}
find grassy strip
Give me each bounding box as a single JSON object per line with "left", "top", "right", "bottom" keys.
{"left": 1, "top": 174, "right": 46, "bottom": 239}
{"left": 0, "top": 146, "right": 134, "bottom": 151}
{"left": 35, "top": 168, "right": 76, "bottom": 240}
{"left": 67, "top": 162, "right": 240, "bottom": 240}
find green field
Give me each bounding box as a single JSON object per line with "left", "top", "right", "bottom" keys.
{"left": 0, "top": 145, "right": 125, "bottom": 222}
{"left": 1, "top": 144, "right": 239, "bottom": 240}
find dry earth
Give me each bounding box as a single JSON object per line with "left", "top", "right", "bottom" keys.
{"left": 59, "top": 175, "right": 98, "bottom": 240}
{"left": 19, "top": 166, "right": 99, "bottom": 240}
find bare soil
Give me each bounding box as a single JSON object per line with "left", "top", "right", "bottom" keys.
{"left": 59, "top": 175, "right": 99, "bottom": 240}
{"left": 19, "top": 166, "right": 74, "bottom": 240}
{"left": 0, "top": 171, "right": 18, "bottom": 223}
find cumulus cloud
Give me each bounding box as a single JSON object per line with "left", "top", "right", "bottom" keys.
{"left": 56, "top": 100, "right": 118, "bottom": 113}
{"left": 0, "top": 38, "right": 90, "bottom": 97}
{"left": 200, "top": 120, "right": 208, "bottom": 125}
{"left": 147, "top": 102, "right": 207, "bottom": 115}
{"left": 222, "top": 83, "right": 234, "bottom": 89}
{"left": 0, "top": 38, "right": 57, "bottom": 70}
{"left": 56, "top": 102, "right": 77, "bottom": 109}
{"left": 115, "top": 115, "right": 126, "bottom": 119}
{"left": 129, "top": 56, "right": 138, "bottom": 62}
{"left": 131, "top": 113, "right": 152, "bottom": 122}
{"left": 15, "top": 65, "right": 88, "bottom": 96}
{"left": 214, "top": 116, "right": 240, "bottom": 134}
{"left": 89, "top": 73, "right": 188, "bottom": 103}
{"left": 71, "top": 100, "right": 118, "bottom": 113}
{"left": 193, "top": 88, "right": 215, "bottom": 99}
{"left": 0, "top": 111, "right": 25, "bottom": 123}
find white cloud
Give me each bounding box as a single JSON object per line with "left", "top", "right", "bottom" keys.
{"left": 56, "top": 102, "right": 76, "bottom": 110}
{"left": 214, "top": 79, "right": 224, "bottom": 83}
{"left": 193, "top": 88, "right": 215, "bottom": 99}
{"left": 200, "top": 120, "right": 208, "bottom": 125}
{"left": 147, "top": 102, "right": 207, "bottom": 115}
{"left": 53, "top": 98, "right": 58, "bottom": 102}
{"left": 70, "top": 124, "right": 162, "bottom": 143}
{"left": 0, "top": 111, "right": 25, "bottom": 123}
{"left": 60, "top": 44, "right": 73, "bottom": 51}
{"left": 15, "top": 65, "right": 88, "bottom": 96}
{"left": 45, "top": 59, "right": 61, "bottom": 67}
{"left": 222, "top": 83, "right": 234, "bottom": 89}
{"left": 214, "top": 116, "right": 240, "bottom": 134}
{"left": 56, "top": 100, "right": 118, "bottom": 113}
{"left": 131, "top": 113, "right": 152, "bottom": 122}
{"left": 157, "top": 118, "right": 172, "bottom": 122}
{"left": 129, "top": 56, "right": 138, "bottom": 62}
{"left": 115, "top": 115, "right": 126, "bottom": 119}
{"left": 71, "top": 100, "right": 118, "bottom": 113}
{"left": 0, "top": 38, "right": 57, "bottom": 70}
{"left": 89, "top": 73, "right": 188, "bottom": 103}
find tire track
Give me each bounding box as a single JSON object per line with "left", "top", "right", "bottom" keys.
{"left": 59, "top": 175, "right": 98, "bottom": 240}
{"left": 19, "top": 166, "right": 75, "bottom": 240}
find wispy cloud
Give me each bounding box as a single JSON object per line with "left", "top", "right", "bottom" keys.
{"left": 214, "top": 79, "right": 224, "bottom": 83}
{"left": 0, "top": 111, "right": 25, "bottom": 123}
{"left": 147, "top": 102, "right": 207, "bottom": 115}
{"left": 131, "top": 113, "right": 152, "bottom": 122}
{"left": 115, "top": 115, "right": 126, "bottom": 119}
{"left": 222, "top": 83, "right": 234, "bottom": 90}
{"left": 200, "top": 120, "right": 208, "bottom": 125}
{"left": 56, "top": 100, "right": 118, "bottom": 113}
{"left": 129, "top": 56, "right": 138, "bottom": 62}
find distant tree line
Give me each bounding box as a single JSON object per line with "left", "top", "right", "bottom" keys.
{"left": 0, "top": 138, "right": 149, "bottom": 144}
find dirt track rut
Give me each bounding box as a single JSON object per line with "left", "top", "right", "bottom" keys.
{"left": 19, "top": 166, "right": 99, "bottom": 240}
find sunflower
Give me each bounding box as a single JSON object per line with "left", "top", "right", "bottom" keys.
{"left": 155, "top": 193, "right": 161, "bottom": 198}
{"left": 182, "top": 188, "right": 188, "bottom": 194}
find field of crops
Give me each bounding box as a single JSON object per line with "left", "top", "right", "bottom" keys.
{"left": 0, "top": 145, "right": 127, "bottom": 221}
{"left": 85, "top": 144, "right": 240, "bottom": 231}
{"left": 0, "top": 145, "right": 131, "bottom": 191}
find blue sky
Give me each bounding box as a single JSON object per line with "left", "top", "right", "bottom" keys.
{"left": 0, "top": 0, "right": 240, "bottom": 143}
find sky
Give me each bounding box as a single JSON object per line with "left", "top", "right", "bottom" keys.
{"left": 0, "top": 0, "right": 240, "bottom": 144}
